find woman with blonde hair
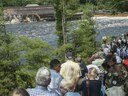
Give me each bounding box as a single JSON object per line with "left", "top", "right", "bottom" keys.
{"left": 87, "top": 67, "right": 99, "bottom": 80}
{"left": 81, "top": 67, "right": 102, "bottom": 96}
{"left": 60, "top": 79, "right": 80, "bottom": 96}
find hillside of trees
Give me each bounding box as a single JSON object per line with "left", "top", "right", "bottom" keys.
{"left": 2, "top": 0, "right": 128, "bottom": 12}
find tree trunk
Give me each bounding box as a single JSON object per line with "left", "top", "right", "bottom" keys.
{"left": 62, "top": 0, "right": 67, "bottom": 45}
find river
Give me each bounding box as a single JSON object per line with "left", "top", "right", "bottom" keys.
{"left": 5, "top": 16, "right": 128, "bottom": 46}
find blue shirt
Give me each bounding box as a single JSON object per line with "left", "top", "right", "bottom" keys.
{"left": 48, "top": 69, "right": 63, "bottom": 95}
{"left": 27, "top": 85, "right": 59, "bottom": 96}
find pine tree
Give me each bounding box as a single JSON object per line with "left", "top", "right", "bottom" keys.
{"left": 0, "top": 4, "right": 24, "bottom": 95}
{"left": 0, "top": 34, "right": 52, "bottom": 95}
{"left": 51, "top": 0, "right": 79, "bottom": 46}
{"left": 0, "top": 2, "right": 53, "bottom": 95}
{"left": 71, "top": 4, "right": 96, "bottom": 59}
{"left": 0, "top": 34, "right": 24, "bottom": 95}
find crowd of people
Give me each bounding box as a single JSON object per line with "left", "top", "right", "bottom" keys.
{"left": 10, "top": 34, "right": 128, "bottom": 96}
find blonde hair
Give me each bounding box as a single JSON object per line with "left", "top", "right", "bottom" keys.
{"left": 60, "top": 79, "right": 75, "bottom": 91}
{"left": 87, "top": 67, "right": 98, "bottom": 80}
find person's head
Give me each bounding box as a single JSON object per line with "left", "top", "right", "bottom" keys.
{"left": 66, "top": 52, "right": 73, "bottom": 60}
{"left": 107, "top": 56, "right": 116, "bottom": 67}
{"left": 35, "top": 67, "right": 51, "bottom": 87}
{"left": 50, "top": 59, "right": 61, "bottom": 72}
{"left": 75, "top": 55, "right": 82, "bottom": 63}
{"left": 102, "top": 55, "right": 116, "bottom": 71}
{"left": 102, "top": 36, "right": 107, "bottom": 44}
{"left": 11, "top": 88, "right": 29, "bottom": 96}
{"left": 87, "top": 67, "right": 98, "bottom": 80}
{"left": 60, "top": 79, "right": 75, "bottom": 95}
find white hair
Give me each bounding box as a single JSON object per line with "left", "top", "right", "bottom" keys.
{"left": 35, "top": 67, "right": 51, "bottom": 86}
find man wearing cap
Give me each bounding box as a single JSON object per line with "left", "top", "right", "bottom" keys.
{"left": 60, "top": 52, "right": 81, "bottom": 85}
{"left": 26, "top": 67, "right": 59, "bottom": 96}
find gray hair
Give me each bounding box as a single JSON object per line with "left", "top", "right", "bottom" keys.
{"left": 35, "top": 67, "right": 51, "bottom": 86}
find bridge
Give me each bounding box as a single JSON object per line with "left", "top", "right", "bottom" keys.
{"left": 4, "top": 5, "right": 83, "bottom": 22}
{"left": 4, "top": 5, "right": 55, "bottom": 21}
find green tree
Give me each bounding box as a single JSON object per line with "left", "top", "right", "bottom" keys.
{"left": 18, "top": 36, "right": 52, "bottom": 69}
{"left": 0, "top": 34, "right": 29, "bottom": 95}
{"left": 53, "top": 0, "right": 63, "bottom": 46}
{"left": 96, "top": 0, "right": 128, "bottom": 12}
{"left": 0, "top": 2, "right": 51, "bottom": 95}
{"left": 2, "top": 0, "right": 36, "bottom": 7}
{"left": 53, "top": 2, "right": 97, "bottom": 60}
{"left": 71, "top": 4, "right": 96, "bottom": 59}
{"left": 108, "top": 0, "right": 128, "bottom": 12}
{"left": 49, "top": 0, "right": 79, "bottom": 46}
{"left": 51, "top": 1, "right": 97, "bottom": 60}
{"left": 50, "top": 0, "right": 80, "bottom": 60}
{"left": 0, "top": 33, "right": 52, "bottom": 95}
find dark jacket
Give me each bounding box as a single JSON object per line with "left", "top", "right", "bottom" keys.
{"left": 82, "top": 80, "right": 101, "bottom": 96}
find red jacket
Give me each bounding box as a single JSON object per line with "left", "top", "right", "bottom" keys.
{"left": 123, "top": 59, "right": 128, "bottom": 66}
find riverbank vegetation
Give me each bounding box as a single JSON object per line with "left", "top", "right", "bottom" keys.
{"left": 0, "top": 33, "right": 53, "bottom": 95}
{"left": 0, "top": 0, "right": 127, "bottom": 95}
{"left": 0, "top": 1, "right": 97, "bottom": 95}
{"left": 2, "top": 0, "right": 128, "bottom": 13}
{"left": 96, "top": 0, "right": 128, "bottom": 12}
{"left": 1, "top": 7, "right": 53, "bottom": 95}
{"left": 51, "top": 0, "right": 96, "bottom": 61}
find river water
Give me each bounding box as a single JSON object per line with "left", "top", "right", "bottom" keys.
{"left": 94, "top": 17, "right": 128, "bottom": 40}
{"left": 5, "top": 17, "right": 128, "bottom": 46}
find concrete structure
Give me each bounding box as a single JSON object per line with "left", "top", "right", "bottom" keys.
{"left": 4, "top": 5, "right": 83, "bottom": 22}
{"left": 4, "top": 5, "right": 55, "bottom": 21}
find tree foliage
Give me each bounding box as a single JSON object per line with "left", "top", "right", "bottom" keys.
{"left": 0, "top": 1, "right": 98, "bottom": 95}
{"left": 2, "top": 0, "right": 36, "bottom": 7}
{"left": 19, "top": 36, "right": 52, "bottom": 68}
{"left": 107, "top": 0, "right": 128, "bottom": 12}
{"left": 1, "top": 0, "right": 57, "bottom": 7}
{"left": 50, "top": 0, "right": 80, "bottom": 46}
{"left": 0, "top": 33, "right": 52, "bottom": 95}
{"left": 71, "top": 4, "right": 96, "bottom": 59}
{"left": 53, "top": 3, "right": 97, "bottom": 60}
{"left": 0, "top": 34, "right": 31, "bottom": 95}
{"left": 97, "top": 0, "right": 128, "bottom": 12}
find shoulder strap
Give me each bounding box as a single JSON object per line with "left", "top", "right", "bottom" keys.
{"left": 86, "top": 80, "right": 90, "bottom": 96}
